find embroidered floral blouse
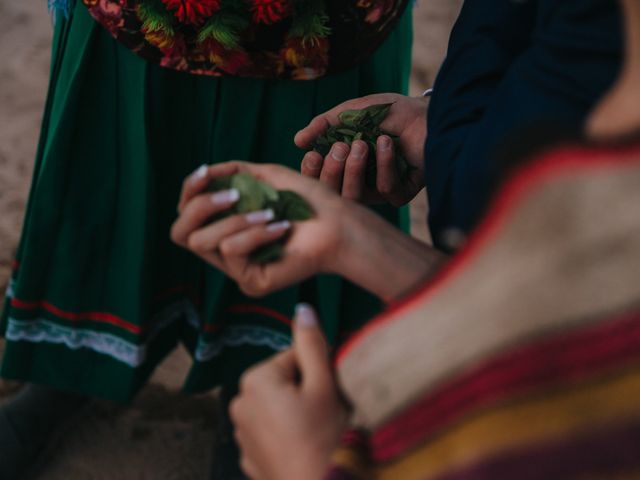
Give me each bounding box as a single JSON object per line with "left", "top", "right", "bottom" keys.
{"left": 81, "top": 0, "right": 409, "bottom": 80}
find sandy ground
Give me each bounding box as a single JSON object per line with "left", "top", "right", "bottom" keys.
{"left": 0, "top": 1, "right": 462, "bottom": 478}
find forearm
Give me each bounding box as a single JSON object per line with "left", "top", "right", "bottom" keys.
{"left": 328, "top": 204, "right": 447, "bottom": 302}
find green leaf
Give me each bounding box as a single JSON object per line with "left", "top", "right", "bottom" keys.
{"left": 367, "top": 103, "right": 393, "bottom": 126}
{"left": 231, "top": 172, "right": 279, "bottom": 213}
{"left": 206, "top": 173, "right": 314, "bottom": 264}
{"left": 207, "top": 176, "right": 233, "bottom": 192}
{"left": 276, "top": 190, "right": 314, "bottom": 221}
{"left": 335, "top": 128, "right": 358, "bottom": 137}
{"left": 310, "top": 103, "right": 413, "bottom": 189}
{"left": 338, "top": 108, "right": 367, "bottom": 128}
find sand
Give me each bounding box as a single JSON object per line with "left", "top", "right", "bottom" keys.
{"left": 0, "top": 1, "right": 462, "bottom": 478}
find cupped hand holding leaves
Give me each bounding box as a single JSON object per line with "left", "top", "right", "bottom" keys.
{"left": 295, "top": 93, "right": 429, "bottom": 206}
{"left": 205, "top": 172, "right": 314, "bottom": 264}
{"left": 171, "top": 162, "right": 353, "bottom": 297}
{"left": 171, "top": 162, "right": 445, "bottom": 299}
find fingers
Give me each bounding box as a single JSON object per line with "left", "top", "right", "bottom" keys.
{"left": 184, "top": 208, "right": 277, "bottom": 255}
{"left": 220, "top": 220, "right": 292, "bottom": 297}
{"left": 292, "top": 304, "right": 332, "bottom": 394}
{"left": 375, "top": 135, "right": 403, "bottom": 205}
{"left": 294, "top": 114, "right": 335, "bottom": 150}
{"left": 294, "top": 94, "right": 399, "bottom": 150}
{"left": 341, "top": 140, "right": 368, "bottom": 201}
{"left": 306, "top": 141, "right": 368, "bottom": 201}
{"left": 238, "top": 349, "right": 297, "bottom": 395}
{"left": 264, "top": 349, "right": 298, "bottom": 383}
{"left": 300, "top": 151, "right": 324, "bottom": 179}
{"left": 178, "top": 162, "right": 243, "bottom": 213}
{"left": 232, "top": 349, "right": 298, "bottom": 480}
{"left": 301, "top": 135, "right": 406, "bottom": 205}
{"left": 177, "top": 165, "right": 210, "bottom": 214}
{"left": 171, "top": 188, "right": 240, "bottom": 246}
{"left": 239, "top": 456, "right": 260, "bottom": 480}
{"left": 219, "top": 220, "right": 291, "bottom": 258}
{"left": 319, "top": 143, "right": 349, "bottom": 192}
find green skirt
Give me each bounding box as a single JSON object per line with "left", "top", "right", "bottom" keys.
{"left": 0, "top": 3, "right": 413, "bottom": 403}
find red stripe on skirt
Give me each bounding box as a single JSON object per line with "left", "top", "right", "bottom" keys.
{"left": 10, "top": 297, "right": 142, "bottom": 334}
{"left": 226, "top": 304, "right": 292, "bottom": 327}
{"left": 372, "top": 310, "right": 640, "bottom": 461}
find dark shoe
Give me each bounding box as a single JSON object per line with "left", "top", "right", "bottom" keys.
{"left": 209, "top": 387, "right": 247, "bottom": 480}
{"left": 0, "top": 384, "right": 90, "bottom": 479}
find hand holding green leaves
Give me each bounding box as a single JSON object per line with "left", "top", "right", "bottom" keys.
{"left": 297, "top": 93, "right": 429, "bottom": 206}
{"left": 172, "top": 161, "right": 442, "bottom": 299}
{"left": 171, "top": 161, "right": 348, "bottom": 297}
{"left": 311, "top": 103, "right": 411, "bottom": 188}
{"left": 207, "top": 173, "right": 313, "bottom": 263}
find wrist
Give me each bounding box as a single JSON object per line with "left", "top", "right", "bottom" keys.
{"left": 327, "top": 202, "right": 446, "bottom": 301}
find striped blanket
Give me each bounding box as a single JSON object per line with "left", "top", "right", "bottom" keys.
{"left": 327, "top": 140, "right": 640, "bottom": 479}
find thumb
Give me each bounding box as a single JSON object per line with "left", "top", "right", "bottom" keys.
{"left": 292, "top": 303, "right": 332, "bottom": 392}
{"left": 266, "top": 349, "right": 299, "bottom": 383}
{"left": 294, "top": 115, "right": 332, "bottom": 149}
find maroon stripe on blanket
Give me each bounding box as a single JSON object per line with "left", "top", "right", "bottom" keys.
{"left": 323, "top": 466, "right": 366, "bottom": 480}
{"left": 432, "top": 420, "right": 640, "bottom": 480}
{"left": 372, "top": 310, "right": 640, "bottom": 462}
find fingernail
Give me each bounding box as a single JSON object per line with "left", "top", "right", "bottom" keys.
{"left": 191, "top": 164, "right": 208, "bottom": 182}
{"left": 306, "top": 155, "right": 323, "bottom": 170}
{"left": 379, "top": 136, "right": 392, "bottom": 151}
{"left": 351, "top": 141, "right": 366, "bottom": 158}
{"left": 266, "top": 220, "right": 291, "bottom": 233}
{"left": 211, "top": 189, "right": 240, "bottom": 205}
{"left": 246, "top": 209, "right": 275, "bottom": 224}
{"left": 295, "top": 303, "right": 317, "bottom": 328}
{"left": 331, "top": 145, "right": 348, "bottom": 162}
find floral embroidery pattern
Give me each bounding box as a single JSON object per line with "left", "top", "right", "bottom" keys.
{"left": 251, "top": 0, "right": 290, "bottom": 24}
{"left": 162, "top": 0, "right": 221, "bottom": 24}
{"left": 81, "top": 0, "right": 409, "bottom": 80}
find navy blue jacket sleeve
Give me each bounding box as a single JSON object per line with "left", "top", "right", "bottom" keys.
{"left": 424, "top": 0, "right": 622, "bottom": 248}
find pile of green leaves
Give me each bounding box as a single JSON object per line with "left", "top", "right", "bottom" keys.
{"left": 311, "top": 103, "right": 409, "bottom": 188}
{"left": 208, "top": 173, "right": 314, "bottom": 264}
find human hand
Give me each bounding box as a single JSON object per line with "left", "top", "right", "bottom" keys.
{"left": 230, "top": 304, "right": 348, "bottom": 480}
{"left": 172, "top": 162, "right": 444, "bottom": 300}
{"left": 295, "top": 93, "right": 428, "bottom": 206}
{"left": 171, "top": 162, "right": 355, "bottom": 297}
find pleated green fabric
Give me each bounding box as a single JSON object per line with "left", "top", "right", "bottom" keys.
{"left": 0, "top": 2, "right": 413, "bottom": 402}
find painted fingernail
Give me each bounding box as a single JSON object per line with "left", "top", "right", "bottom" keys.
{"left": 379, "top": 136, "right": 392, "bottom": 151}
{"left": 295, "top": 303, "right": 318, "bottom": 328}
{"left": 351, "top": 141, "right": 366, "bottom": 158}
{"left": 211, "top": 189, "right": 240, "bottom": 205}
{"left": 266, "top": 220, "right": 291, "bottom": 233}
{"left": 331, "top": 144, "right": 348, "bottom": 162}
{"left": 191, "top": 164, "right": 208, "bottom": 182}
{"left": 246, "top": 209, "right": 275, "bottom": 224}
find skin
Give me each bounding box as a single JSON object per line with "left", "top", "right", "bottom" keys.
{"left": 230, "top": 304, "right": 347, "bottom": 480}
{"left": 171, "top": 161, "right": 445, "bottom": 301}
{"left": 586, "top": 0, "right": 640, "bottom": 141}
{"left": 295, "top": 93, "right": 429, "bottom": 206}
{"left": 183, "top": 3, "right": 640, "bottom": 477}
